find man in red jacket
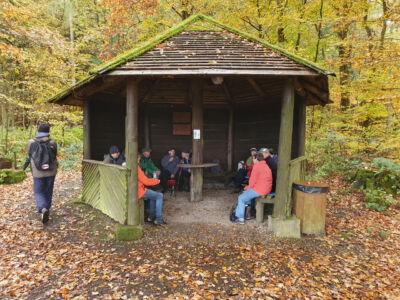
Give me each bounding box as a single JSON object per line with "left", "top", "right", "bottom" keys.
{"left": 137, "top": 156, "right": 167, "bottom": 226}
{"left": 232, "top": 152, "right": 273, "bottom": 225}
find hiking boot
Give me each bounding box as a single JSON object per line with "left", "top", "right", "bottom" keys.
{"left": 231, "top": 218, "right": 244, "bottom": 225}
{"left": 245, "top": 206, "right": 254, "bottom": 220}
{"left": 146, "top": 216, "right": 155, "bottom": 223}
{"left": 233, "top": 186, "right": 242, "bottom": 193}
{"left": 41, "top": 208, "right": 49, "bottom": 224}
{"left": 154, "top": 219, "right": 167, "bottom": 226}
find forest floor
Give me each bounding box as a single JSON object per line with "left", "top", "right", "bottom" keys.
{"left": 1, "top": 170, "right": 400, "bottom": 299}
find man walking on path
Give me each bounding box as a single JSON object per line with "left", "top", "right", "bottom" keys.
{"left": 26, "top": 124, "right": 58, "bottom": 224}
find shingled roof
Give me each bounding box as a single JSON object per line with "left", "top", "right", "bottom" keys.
{"left": 49, "top": 14, "right": 334, "bottom": 104}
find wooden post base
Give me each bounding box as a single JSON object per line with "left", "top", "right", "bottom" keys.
{"left": 190, "top": 168, "right": 203, "bottom": 202}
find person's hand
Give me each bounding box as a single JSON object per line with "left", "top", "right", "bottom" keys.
{"left": 171, "top": 174, "right": 175, "bottom": 179}
{"left": 155, "top": 170, "right": 161, "bottom": 176}
{"left": 145, "top": 171, "right": 148, "bottom": 175}
{"left": 244, "top": 185, "right": 248, "bottom": 190}
{"left": 169, "top": 157, "right": 174, "bottom": 162}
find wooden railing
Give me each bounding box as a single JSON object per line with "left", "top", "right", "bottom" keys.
{"left": 286, "top": 156, "right": 307, "bottom": 216}
{"left": 82, "top": 159, "right": 128, "bottom": 224}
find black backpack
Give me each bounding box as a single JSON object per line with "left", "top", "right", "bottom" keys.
{"left": 29, "top": 140, "right": 56, "bottom": 171}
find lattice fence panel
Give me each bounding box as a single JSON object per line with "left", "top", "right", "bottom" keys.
{"left": 82, "top": 160, "right": 127, "bottom": 224}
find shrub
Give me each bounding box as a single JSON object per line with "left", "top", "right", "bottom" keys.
{"left": 0, "top": 169, "right": 27, "bottom": 184}
{"left": 363, "top": 188, "right": 397, "bottom": 212}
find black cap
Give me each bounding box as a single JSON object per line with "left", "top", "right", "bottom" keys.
{"left": 109, "top": 145, "right": 119, "bottom": 154}
{"left": 38, "top": 123, "right": 50, "bottom": 133}
{"left": 142, "top": 147, "right": 152, "bottom": 153}
{"left": 181, "top": 150, "right": 190, "bottom": 154}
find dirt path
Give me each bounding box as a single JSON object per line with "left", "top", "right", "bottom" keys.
{"left": 1, "top": 171, "right": 400, "bottom": 299}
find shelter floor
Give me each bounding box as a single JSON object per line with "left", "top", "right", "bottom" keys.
{"left": 161, "top": 188, "right": 273, "bottom": 227}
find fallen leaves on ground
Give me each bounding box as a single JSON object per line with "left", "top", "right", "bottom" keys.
{"left": 0, "top": 172, "right": 399, "bottom": 299}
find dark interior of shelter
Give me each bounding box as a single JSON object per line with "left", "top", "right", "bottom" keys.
{"left": 88, "top": 76, "right": 302, "bottom": 170}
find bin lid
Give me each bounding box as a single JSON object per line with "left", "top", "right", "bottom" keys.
{"left": 293, "top": 181, "right": 329, "bottom": 194}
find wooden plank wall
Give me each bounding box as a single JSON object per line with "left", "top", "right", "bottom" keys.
{"left": 233, "top": 96, "right": 301, "bottom": 167}
{"left": 88, "top": 79, "right": 304, "bottom": 170}
{"left": 89, "top": 94, "right": 126, "bottom": 161}
{"left": 143, "top": 105, "right": 229, "bottom": 170}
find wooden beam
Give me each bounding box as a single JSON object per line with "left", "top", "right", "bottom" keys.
{"left": 83, "top": 100, "right": 91, "bottom": 159}
{"left": 299, "top": 78, "right": 329, "bottom": 102}
{"left": 126, "top": 79, "right": 140, "bottom": 225}
{"left": 298, "top": 96, "right": 306, "bottom": 157}
{"left": 227, "top": 107, "right": 234, "bottom": 172}
{"left": 274, "top": 78, "right": 295, "bottom": 219}
{"left": 108, "top": 69, "right": 320, "bottom": 76}
{"left": 142, "top": 79, "right": 160, "bottom": 103}
{"left": 221, "top": 81, "right": 235, "bottom": 106}
{"left": 190, "top": 78, "right": 204, "bottom": 202}
{"left": 247, "top": 77, "right": 265, "bottom": 97}
{"left": 74, "top": 76, "right": 122, "bottom": 99}
{"left": 144, "top": 104, "right": 150, "bottom": 149}
{"left": 294, "top": 78, "right": 307, "bottom": 98}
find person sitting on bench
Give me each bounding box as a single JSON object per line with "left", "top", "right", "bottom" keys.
{"left": 258, "top": 148, "right": 277, "bottom": 192}
{"left": 232, "top": 152, "right": 272, "bottom": 225}
{"left": 103, "top": 145, "right": 126, "bottom": 166}
{"left": 160, "top": 147, "right": 180, "bottom": 190}
{"left": 140, "top": 147, "right": 161, "bottom": 178}
{"left": 178, "top": 150, "right": 191, "bottom": 192}
{"left": 137, "top": 155, "right": 167, "bottom": 226}
{"left": 233, "top": 147, "right": 257, "bottom": 193}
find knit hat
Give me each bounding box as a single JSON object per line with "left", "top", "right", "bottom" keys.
{"left": 142, "top": 147, "right": 152, "bottom": 153}
{"left": 258, "top": 148, "right": 271, "bottom": 154}
{"left": 38, "top": 123, "right": 50, "bottom": 133}
{"left": 109, "top": 146, "right": 120, "bottom": 154}
{"left": 249, "top": 147, "right": 257, "bottom": 152}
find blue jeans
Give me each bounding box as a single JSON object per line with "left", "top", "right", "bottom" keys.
{"left": 142, "top": 189, "right": 163, "bottom": 220}
{"left": 33, "top": 176, "right": 55, "bottom": 213}
{"left": 235, "top": 188, "right": 261, "bottom": 220}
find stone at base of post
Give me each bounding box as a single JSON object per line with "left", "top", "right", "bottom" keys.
{"left": 115, "top": 224, "right": 143, "bottom": 241}
{"left": 267, "top": 215, "right": 301, "bottom": 238}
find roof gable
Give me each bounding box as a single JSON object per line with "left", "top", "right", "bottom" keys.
{"left": 91, "top": 14, "right": 334, "bottom": 76}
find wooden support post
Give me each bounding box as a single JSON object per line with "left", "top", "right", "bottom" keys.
{"left": 190, "top": 78, "right": 204, "bottom": 202}
{"left": 227, "top": 107, "right": 234, "bottom": 172}
{"left": 83, "top": 100, "right": 91, "bottom": 159}
{"left": 298, "top": 97, "right": 306, "bottom": 157}
{"left": 144, "top": 104, "right": 150, "bottom": 149}
{"left": 274, "top": 78, "right": 295, "bottom": 219}
{"left": 126, "top": 79, "right": 140, "bottom": 225}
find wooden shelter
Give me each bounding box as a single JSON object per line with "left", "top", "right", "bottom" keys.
{"left": 49, "top": 14, "right": 334, "bottom": 232}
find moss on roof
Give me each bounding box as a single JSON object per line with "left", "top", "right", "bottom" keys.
{"left": 49, "top": 13, "right": 334, "bottom": 104}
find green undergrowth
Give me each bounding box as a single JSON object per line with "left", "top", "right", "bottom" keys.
{"left": 1, "top": 125, "right": 83, "bottom": 171}
{"left": 0, "top": 169, "right": 27, "bottom": 184}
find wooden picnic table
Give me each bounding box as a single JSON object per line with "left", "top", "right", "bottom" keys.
{"left": 177, "top": 163, "right": 218, "bottom": 168}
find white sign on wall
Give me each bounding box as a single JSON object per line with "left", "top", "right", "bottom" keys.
{"left": 193, "top": 129, "right": 201, "bottom": 140}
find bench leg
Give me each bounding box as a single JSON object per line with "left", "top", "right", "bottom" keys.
{"left": 256, "top": 201, "right": 265, "bottom": 224}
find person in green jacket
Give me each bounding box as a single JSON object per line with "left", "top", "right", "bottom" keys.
{"left": 140, "top": 148, "right": 161, "bottom": 178}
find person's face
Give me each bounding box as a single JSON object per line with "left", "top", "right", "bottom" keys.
{"left": 137, "top": 156, "right": 141, "bottom": 164}
{"left": 250, "top": 150, "right": 257, "bottom": 157}
{"left": 143, "top": 151, "right": 150, "bottom": 158}
{"left": 182, "top": 152, "right": 188, "bottom": 159}
{"left": 169, "top": 149, "right": 175, "bottom": 156}
{"left": 111, "top": 152, "right": 120, "bottom": 159}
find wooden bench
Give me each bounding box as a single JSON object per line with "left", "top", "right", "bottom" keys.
{"left": 255, "top": 193, "right": 275, "bottom": 224}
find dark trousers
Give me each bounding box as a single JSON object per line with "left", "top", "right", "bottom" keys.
{"left": 178, "top": 171, "right": 190, "bottom": 191}
{"left": 234, "top": 168, "right": 248, "bottom": 188}
{"left": 160, "top": 170, "right": 177, "bottom": 190}
{"left": 33, "top": 176, "right": 55, "bottom": 213}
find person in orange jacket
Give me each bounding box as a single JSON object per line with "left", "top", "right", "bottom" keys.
{"left": 137, "top": 156, "right": 167, "bottom": 226}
